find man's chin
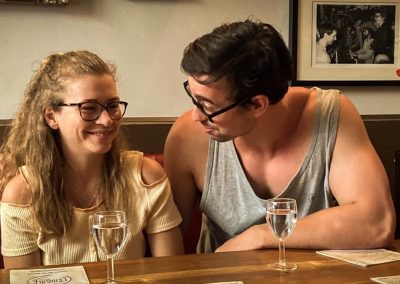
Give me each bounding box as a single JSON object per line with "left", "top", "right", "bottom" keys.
{"left": 202, "top": 125, "right": 232, "bottom": 142}
{"left": 210, "top": 135, "right": 231, "bottom": 143}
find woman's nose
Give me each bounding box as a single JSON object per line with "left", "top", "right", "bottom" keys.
{"left": 95, "top": 109, "right": 114, "bottom": 126}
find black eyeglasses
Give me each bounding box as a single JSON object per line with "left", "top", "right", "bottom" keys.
{"left": 57, "top": 101, "right": 128, "bottom": 121}
{"left": 183, "top": 81, "right": 250, "bottom": 123}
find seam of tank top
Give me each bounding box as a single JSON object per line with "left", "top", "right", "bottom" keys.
{"left": 200, "top": 138, "right": 216, "bottom": 210}
{"left": 323, "top": 89, "right": 340, "bottom": 199}
{"left": 294, "top": 87, "right": 323, "bottom": 177}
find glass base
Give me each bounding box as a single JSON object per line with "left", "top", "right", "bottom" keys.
{"left": 268, "top": 261, "right": 297, "bottom": 272}
{"left": 103, "top": 281, "right": 119, "bottom": 284}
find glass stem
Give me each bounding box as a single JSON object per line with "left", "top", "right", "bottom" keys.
{"left": 279, "top": 238, "right": 286, "bottom": 264}
{"left": 107, "top": 256, "right": 115, "bottom": 282}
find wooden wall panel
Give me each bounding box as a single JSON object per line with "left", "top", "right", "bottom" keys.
{"left": 362, "top": 115, "right": 400, "bottom": 238}
{"left": 1, "top": 115, "right": 399, "bottom": 237}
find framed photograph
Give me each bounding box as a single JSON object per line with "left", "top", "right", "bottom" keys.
{"left": 290, "top": 0, "right": 400, "bottom": 86}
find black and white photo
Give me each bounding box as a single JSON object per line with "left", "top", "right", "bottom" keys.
{"left": 291, "top": 0, "right": 400, "bottom": 86}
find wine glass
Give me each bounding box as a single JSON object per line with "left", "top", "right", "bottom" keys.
{"left": 265, "top": 198, "right": 298, "bottom": 272}
{"left": 93, "top": 210, "right": 128, "bottom": 284}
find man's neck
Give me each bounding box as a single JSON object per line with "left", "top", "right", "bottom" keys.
{"left": 234, "top": 102, "right": 291, "bottom": 156}
{"left": 234, "top": 87, "right": 311, "bottom": 157}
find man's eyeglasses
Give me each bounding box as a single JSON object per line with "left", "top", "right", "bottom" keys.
{"left": 183, "top": 81, "right": 250, "bottom": 123}
{"left": 57, "top": 101, "right": 128, "bottom": 121}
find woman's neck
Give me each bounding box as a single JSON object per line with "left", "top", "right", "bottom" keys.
{"left": 62, "top": 153, "right": 105, "bottom": 208}
{"left": 64, "top": 151, "right": 104, "bottom": 175}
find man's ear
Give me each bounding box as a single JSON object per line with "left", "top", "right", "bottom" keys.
{"left": 43, "top": 107, "right": 59, "bottom": 129}
{"left": 249, "top": 95, "right": 269, "bottom": 117}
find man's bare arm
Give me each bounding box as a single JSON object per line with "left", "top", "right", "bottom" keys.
{"left": 164, "top": 112, "right": 207, "bottom": 233}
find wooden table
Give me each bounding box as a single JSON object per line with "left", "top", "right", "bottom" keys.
{"left": 1, "top": 241, "right": 400, "bottom": 283}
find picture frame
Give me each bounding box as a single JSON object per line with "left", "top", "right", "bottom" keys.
{"left": 289, "top": 0, "right": 400, "bottom": 86}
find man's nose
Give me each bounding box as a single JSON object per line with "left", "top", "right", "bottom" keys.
{"left": 191, "top": 106, "right": 208, "bottom": 123}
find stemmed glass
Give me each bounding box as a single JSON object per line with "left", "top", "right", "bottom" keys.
{"left": 93, "top": 211, "right": 128, "bottom": 284}
{"left": 265, "top": 198, "right": 298, "bottom": 272}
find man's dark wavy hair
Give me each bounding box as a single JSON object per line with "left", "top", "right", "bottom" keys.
{"left": 181, "top": 18, "right": 293, "bottom": 105}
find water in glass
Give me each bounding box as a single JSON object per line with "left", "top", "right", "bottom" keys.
{"left": 92, "top": 211, "right": 127, "bottom": 284}
{"left": 266, "top": 198, "right": 298, "bottom": 272}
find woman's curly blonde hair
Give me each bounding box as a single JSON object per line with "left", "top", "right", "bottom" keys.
{"left": 0, "top": 50, "right": 131, "bottom": 237}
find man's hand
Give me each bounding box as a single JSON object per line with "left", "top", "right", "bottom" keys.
{"left": 215, "top": 224, "right": 271, "bottom": 252}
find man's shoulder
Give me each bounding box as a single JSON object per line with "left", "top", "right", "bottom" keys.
{"left": 286, "top": 87, "right": 315, "bottom": 105}
{"left": 169, "top": 111, "right": 208, "bottom": 145}
{"left": 166, "top": 111, "right": 208, "bottom": 159}
{"left": 165, "top": 111, "right": 209, "bottom": 182}
{"left": 171, "top": 111, "right": 193, "bottom": 130}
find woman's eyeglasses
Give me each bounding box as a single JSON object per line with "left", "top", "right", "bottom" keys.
{"left": 57, "top": 101, "right": 128, "bottom": 121}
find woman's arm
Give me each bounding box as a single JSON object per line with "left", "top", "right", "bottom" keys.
{"left": 2, "top": 174, "right": 42, "bottom": 269}
{"left": 4, "top": 251, "right": 41, "bottom": 269}
{"left": 140, "top": 156, "right": 185, "bottom": 256}
{"left": 147, "top": 227, "right": 184, "bottom": 256}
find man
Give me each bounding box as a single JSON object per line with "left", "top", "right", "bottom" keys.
{"left": 373, "top": 9, "right": 394, "bottom": 64}
{"left": 316, "top": 23, "right": 337, "bottom": 64}
{"left": 350, "top": 27, "right": 375, "bottom": 64}
{"left": 164, "top": 19, "right": 395, "bottom": 253}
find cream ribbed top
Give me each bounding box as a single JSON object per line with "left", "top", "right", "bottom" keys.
{"left": 0, "top": 151, "right": 182, "bottom": 265}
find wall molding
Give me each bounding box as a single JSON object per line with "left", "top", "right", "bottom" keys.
{"left": 122, "top": 117, "right": 176, "bottom": 125}
{"left": 0, "top": 117, "right": 176, "bottom": 126}
{"left": 2, "top": 115, "right": 400, "bottom": 126}
{"left": 362, "top": 114, "right": 400, "bottom": 121}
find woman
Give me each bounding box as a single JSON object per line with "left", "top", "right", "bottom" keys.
{"left": 0, "top": 50, "right": 183, "bottom": 269}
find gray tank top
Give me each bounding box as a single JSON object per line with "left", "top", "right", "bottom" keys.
{"left": 198, "top": 88, "right": 340, "bottom": 253}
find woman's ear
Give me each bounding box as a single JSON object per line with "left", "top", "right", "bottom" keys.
{"left": 43, "top": 107, "right": 59, "bottom": 129}
{"left": 249, "top": 95, "right": 269, "bottom": 117}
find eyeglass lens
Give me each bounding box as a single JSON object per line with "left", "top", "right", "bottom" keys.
{"left": 80, "top": 102, "right": 126, "bottom": 121}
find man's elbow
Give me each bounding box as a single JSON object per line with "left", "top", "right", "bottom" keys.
{"left": 371, "top": 209, "right": 396, "bottom": 248}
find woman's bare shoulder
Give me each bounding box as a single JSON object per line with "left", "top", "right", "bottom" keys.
{"left": 1, "top": 174, "right": 30, "bottom": 205}
{"left": 140, "top": 156, "right": 166, "bottom": 185}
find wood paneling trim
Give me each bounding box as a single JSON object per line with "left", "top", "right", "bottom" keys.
{"left": 0, "top": 118, "right": 177, "bottom": 126}
{"left": 122, "top": 117, "right": 176, "bottom": 125}
{"left": 362, "top": 114, "right": 400, "bottom": 121}
{"left": 0, "top": 115, "right": 396, "bottom": 125}
{"left": 0, "top": 119, "right": 12, "bottom": 126}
